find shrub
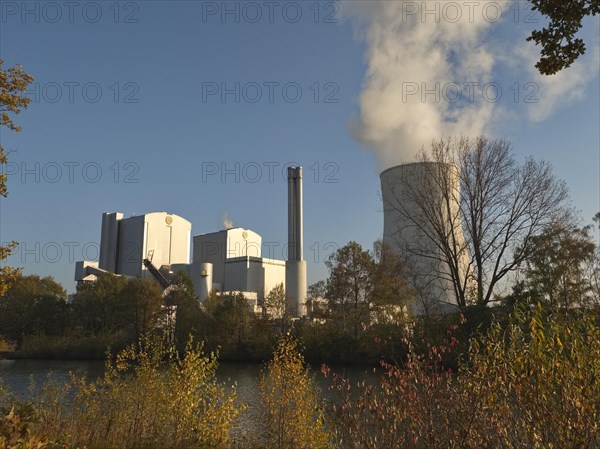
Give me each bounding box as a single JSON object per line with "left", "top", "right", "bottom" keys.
{"left": 0, "top": 338, "right": 14, "bottom": 352}
{"left": 330, "top": 305, "right": 600, "bottom": 449}
{"left": 327, "top": 319, "right": 476, "bottom": 449}
{"left": 35, "top": 335, "right": 241, "bottom": 449}
{"left": 467, "top": 305, "right": 600, "bottom": 448}
{"left": 259, "top": 335, "right": 332, "bottom": 449}
{"left": 1, "top": 378, "right": 55, "bottom": 449}
{"left": 0, "top": 401, "right": 54, "bottom": 449}
{"left": 19, "top": 332, "right": 130, "bottom": 359}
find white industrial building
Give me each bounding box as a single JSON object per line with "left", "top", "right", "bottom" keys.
{"left": 100, "top": 211, "right": 192, "bottom": 278}
{"left": 75, "top": 211, "right": 191, "bottom": 283}
{"left": 76, "top": 219, "right": 288, "bottom": 312}
{"left": 178, "top": 227, "right": 287, "bottom": 307}
{"left": 75, "top": 167, "right": 308, "bottom": 317}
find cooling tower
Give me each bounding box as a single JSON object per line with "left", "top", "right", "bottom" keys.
{"left": 380, "top": 162, "right": 465, "bottom": 314}
{"left": 285, "top": 166, "right": 307, "bottom": 317}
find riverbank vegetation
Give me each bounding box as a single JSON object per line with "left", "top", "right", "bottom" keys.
{"left": 1, "top": 305, "right": 598, "bottom": 448}
{"left": 1, "top": 335, "right": 240, "bottom": 449}
{"left": 2, "top": 219, "right": 599, "bottom": 448}
{"left": 260, "top": 335, "right": 331, "bottom": 449}
{"left": 330, "top": 305, "right": 600, "bottom": 448}
{"left": 0, "top": 271, "right": 490, "bottom": 366}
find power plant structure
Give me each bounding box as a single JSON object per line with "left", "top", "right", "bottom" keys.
{"left": 380, "top": 162, "right": 467, "bottom": 314}
{"left": 99, "top": 212, "right": 192, "bottom": 278}
{"left": 73, "top": 160, "right": 471, "bottom": 318}
{"left": 285, "top": 166, "right": 307, "bottom": 317}
{"left": 189, "top": 227, "right": 286, "bottom": 308}
{"left": 75, "top": 211, "right": 191, "bottom": 285}
{"left": 75, "top": 167, "right": 308, "bottom": 317}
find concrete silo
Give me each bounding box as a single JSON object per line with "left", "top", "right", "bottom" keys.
{"left": 380, "top": 162, "right": 466, "bottom": 314}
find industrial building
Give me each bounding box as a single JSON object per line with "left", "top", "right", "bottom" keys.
{"left": 100, "top": 211, "right": 192, "bottom": 278}
{"left": 73, "top": 161, "right": 468, "bottom": 318}
{"left": 75, "top": 167, "right": 308, "bottom": 317}
{"left": 75, "top": 211, "right": 191, "bottom": 284}
{"left": 76, "top": 218, "right": 290, "bottom": 314}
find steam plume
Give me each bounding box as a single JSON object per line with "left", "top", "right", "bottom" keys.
{"left": 223, "top": 212, "right": 234, "bottom": 230}
{"left": 340, "top": 1, "right": 497, "bottom": 169}
{"left": 340, "top": 1, "right": 599, "bottom": 170}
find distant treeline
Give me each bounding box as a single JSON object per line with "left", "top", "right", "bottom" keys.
{"left": 0, "top": 268, "right": 497, "bottom": 365}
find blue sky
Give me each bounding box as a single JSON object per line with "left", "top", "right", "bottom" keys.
{"left": 0, "top": 1, "right": 598, "bottom": 293}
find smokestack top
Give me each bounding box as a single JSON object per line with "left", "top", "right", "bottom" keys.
{"left": 287, "top": 166, "right": 302, "bottom": 179}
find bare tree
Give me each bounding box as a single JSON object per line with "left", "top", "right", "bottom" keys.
{"left": 382, "top": 136, "right": 570, "bottom": 308}
{"left": 382, "top": 157, "right": 472, "bottom": 313}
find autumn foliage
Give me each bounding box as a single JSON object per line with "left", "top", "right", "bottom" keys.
{"left": 329, "top": 306, "right": 600, "bottom": 449}
{"left": 259, "top": 335, "right": 332, "bottom": 449}
{"left": 2, "top": 306, "right": 599, "bottom": 449}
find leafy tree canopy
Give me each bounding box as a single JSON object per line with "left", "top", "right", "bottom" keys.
{"left": 0, "top": 60, "right": 34, "bottom": 297}
{"left": 528, "top": 0, "right": 600, "bottom": 74}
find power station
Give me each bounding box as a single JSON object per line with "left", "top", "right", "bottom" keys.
{"left": 75, "top": 161, "right": 465, "bottom": 317}
{"left": 75, "top": 167, "right": 308, "bottom": 317}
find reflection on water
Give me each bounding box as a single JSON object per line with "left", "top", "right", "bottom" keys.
{"left": 0, "top": 359, "right": 380, "bottom": 438}
{"left": 0, "top": 359, "right": 105, "bottom": 398}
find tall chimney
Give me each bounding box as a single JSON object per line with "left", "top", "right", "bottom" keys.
{"left": 285, "top": 166, "right": 307, "bottom": 317}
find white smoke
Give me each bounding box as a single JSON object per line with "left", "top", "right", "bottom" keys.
{"left": 340, "top": 1, "right": 498, "bottom": 169}
{"left": 339, "top": 1, "right": 599, "bottom": 169}
{"left": 222, "top": 212, "right": 234, "bottom": 229}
